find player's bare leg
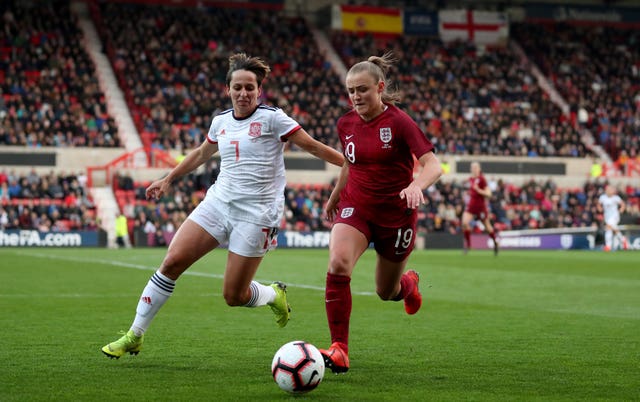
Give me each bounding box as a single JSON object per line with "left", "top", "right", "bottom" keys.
{"left": 223, "top": 252, "right": 290, "bottom": 327}
{"left": 102, "top": 220, "right": 219, "bottom": 358}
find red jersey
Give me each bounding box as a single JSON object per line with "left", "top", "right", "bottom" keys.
{"left": 337, "top": 104, "right": 434, "bottom": 226}
{"left": 467, "top": 174, "right": 488, "bottom": 210}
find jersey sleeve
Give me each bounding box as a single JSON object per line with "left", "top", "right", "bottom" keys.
{"left": 479, "top": 175, "right": 487, "bottom": 189}
{"left": 206, "top": 116, "right": 219, "bottom": 143}
{"left": 272, "top": 108, "right": 302, "bottom": 141}
{"left": 400, "top": 112, "right": 434, "bottom": 158}
{"left": 598, "top": 194, "right": 605, "bottom": 205}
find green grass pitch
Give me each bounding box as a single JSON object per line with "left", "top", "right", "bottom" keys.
{"left": 1, "top": 247, "right": 638, "bottom": 401}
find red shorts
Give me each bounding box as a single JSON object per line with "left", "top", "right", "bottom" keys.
{"left": 465, "top": 203, "right": 488, "bottom": 220}
{"left": 334, "top": 206, "right": 417, "bottom": 262}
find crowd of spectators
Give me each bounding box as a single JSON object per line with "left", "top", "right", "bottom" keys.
{"left": 94, "top": 2, "right": 596, "bottom": 159}
{"left": 0, "top": 0, "right": 121, "bottom": 147}
{"left": 3, "top": 1, "right": 637, "bottom": 164}
{"left": 421, "top": 177, "right": 639, "bottom": 236}
{"left": 0, "top": 168, "right": 98, "bottom": 231}
{"left": 106, "top": 172, "right": 639, "bottom": 247}
{"left": 1, "top": 0, "right": 638, "bottom": 163}
{"left": 330, "top": 31, "right": 589, "bottom": 158}
{"left": 3, "top": 163, "right": 638, "bottom": 244}
{"left": 96, "top": 2, "right": 614, "bottom": 159}
{"left": 94, "top": 3, "right": 346, "bottom": 153}
{"left": 512, "top": 23, "right": 640, "bottom": 166}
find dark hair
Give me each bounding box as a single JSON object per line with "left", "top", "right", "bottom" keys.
{"left": 226, "top": 53, "right": 271, "bottom": 87}
{"left": 346, "top": 51, "right": 401, "bottom": 105}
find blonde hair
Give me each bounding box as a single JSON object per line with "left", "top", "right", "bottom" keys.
{"left": 226, "top": 53, "right": 271, "bottom": 87}
{"left": 346, "top": 51, "right": 401, "bottom": 105}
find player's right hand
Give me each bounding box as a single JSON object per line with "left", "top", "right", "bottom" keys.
{"left": 146, "top": 178, "right": 169, "bottom": 200}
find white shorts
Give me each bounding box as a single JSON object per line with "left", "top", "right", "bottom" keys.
{"left": 605, "top": 217, "right": 620, "bottom": 230}
{"left": 188, "top": 199, "right": 278, "bottom": 258}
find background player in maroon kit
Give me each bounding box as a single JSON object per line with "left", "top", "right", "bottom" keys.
{"left": 319, "top": 52, "right": 442, "bottom": 373}
{"left": 462, "top": 161, "right": 499, "bottom": 255}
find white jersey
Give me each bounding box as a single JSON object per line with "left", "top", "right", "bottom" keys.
{"left": 205, "top": 104, "right": 301, "bottom": 227}
{"left": 598, "top": 193, "right": 623, "bottom": 225}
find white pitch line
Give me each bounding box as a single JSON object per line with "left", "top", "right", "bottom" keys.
{"left": 11, "top": 250, "right": 376, "bottom": 296}
{"left": 0, "top": 293, "right": 222, "bottom": 299}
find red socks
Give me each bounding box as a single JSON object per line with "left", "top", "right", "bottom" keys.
{"left": 325, "top": 273, "right": 351, "bottom": 354}
{"left": 464, "top": 229, "right": 471, "bottom": 248}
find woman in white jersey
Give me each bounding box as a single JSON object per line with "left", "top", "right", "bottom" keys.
{"left": 102, "top": 53, "right": 344, "bottom": 359}
{"left": 597, "top": 184, "right": 628, "bottom": 251}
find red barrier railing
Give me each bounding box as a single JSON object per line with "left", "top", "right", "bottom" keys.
{"left": 86, "top": 147, "right": 177, "bottom": 187}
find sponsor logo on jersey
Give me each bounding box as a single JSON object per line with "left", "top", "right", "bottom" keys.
{"left": 218, "top": 129, "right": 226, "bottom": 136}
{"left": 249, "top": 122, "right": 262, "bottom": 137}
{"left": 379, "top": 127, "right": 392, "bottom": 143}
{"left": 340, "top": 207, "right": 354, "bottom": 218}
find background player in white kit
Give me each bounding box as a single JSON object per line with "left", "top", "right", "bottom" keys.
{"left": 598, "top": 185, "right": 628, "bottom": 251}
{"left": 102, "top": 53, "right": 344, "bottom": 359}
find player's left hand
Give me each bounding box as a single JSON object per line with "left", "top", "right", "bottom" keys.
{"left": 324, "top": 195, "right": 340, "bottom": 222}
{"left": 399, "top": 183, "right": 424, "bottom": 209}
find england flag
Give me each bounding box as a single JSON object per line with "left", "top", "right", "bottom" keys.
{"left": 439, "top": 9, "right": 509, "bottom": 45}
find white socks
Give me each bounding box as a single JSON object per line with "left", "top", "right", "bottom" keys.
{"left": 131, "top": 271, "right": 175, "bottom": 336}
{"left": 605, "top": 230, "right": 613, "bottom": 248}
{"left": 244, "top": 281, "right": 276, "bottom": 307}
{"left": 129, "top": 275, "right": 274, "bottom": 335}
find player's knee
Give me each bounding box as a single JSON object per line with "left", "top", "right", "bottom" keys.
{"left": 159, "top": 252, "right": 187, "bottom": 280}
{"left": 328, "top": 254, "right": 352, "bottom": 276}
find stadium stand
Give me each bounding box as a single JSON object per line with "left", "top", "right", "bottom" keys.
{"left": 329, "top": 31, "right": 590, "bottom": 157}
{"left": 0, "top": 0, "right": 121, "bottom": 147}
{"left": 0, "top": 168, "right": 97, "bottom": 231}
{"left": 93, "top": 3, "right": 347, "bottom": 152}
{"left": 512, "top": 23, "right": 640, "bottom": 165}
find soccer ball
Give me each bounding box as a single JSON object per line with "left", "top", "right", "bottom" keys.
{"left": 271, "top": 340, "right": 325, "bottom": 394}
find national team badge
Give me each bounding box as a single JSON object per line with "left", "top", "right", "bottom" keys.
{"left": 340, "top": 207, "right": 354, "bottom": 219}
{"left": 249, "top": 122, "right": 262, "bottom": 138}
{"left": 379, "top": 127, "right": 392, "bottom": 143}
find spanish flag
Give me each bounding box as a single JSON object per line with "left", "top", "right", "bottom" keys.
{"left": 333, "top": 5, "right": 403, "bottom": 35}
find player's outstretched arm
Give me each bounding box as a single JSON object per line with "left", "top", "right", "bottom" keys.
{"left": 288, "top": 128, "right": 344, "bottom": 167}
{"left": 146, "top": 141, "right": 219, "bottom": 200}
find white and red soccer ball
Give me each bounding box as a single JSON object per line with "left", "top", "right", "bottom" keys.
{"left": 271, "top": 340, "right": 325, "bottom": 394}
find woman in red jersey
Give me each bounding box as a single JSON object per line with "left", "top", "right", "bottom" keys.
{"left": 319, "top": 52, "right": 442, "bottom": 373}
{"left": 461, "top": 161, "right": 499, "bottom": 255}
